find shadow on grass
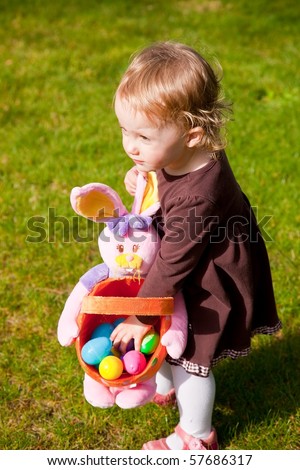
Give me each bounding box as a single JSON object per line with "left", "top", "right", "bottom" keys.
{"left": 213, "top": 331, "right": 300, "bottom": 448}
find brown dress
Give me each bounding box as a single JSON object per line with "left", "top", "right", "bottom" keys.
{"left": 137, "top": 152, "right": 281, "bottom": 377}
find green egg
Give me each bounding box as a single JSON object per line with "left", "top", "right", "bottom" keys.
{"left": 140, "top": 331, "right": 160, "bottom": 354}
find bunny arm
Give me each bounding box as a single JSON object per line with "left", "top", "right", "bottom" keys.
{"left": 57, "top": 281, "right": 88, "bottom": 347}
{"left": 161, "top": 291, "right": 188, "bottom": 359}
{"left": 57, "top": 263, "right": 109, "bottom": 346}
{"left": 79, "top": 263, "right": 109, "bottom": 291}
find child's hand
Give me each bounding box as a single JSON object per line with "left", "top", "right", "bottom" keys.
{"left": 110, "top": 315, "right": 152, "bottom": 354}
{"left": 124, "top": 166, "right": 147, "bottom": 196}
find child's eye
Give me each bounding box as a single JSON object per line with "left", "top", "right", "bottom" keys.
{"left": 117, "top": 244, "right": 124, "bottom": 253}
{"left": 132, "top": 244, "right": 139, "bottom": 253}
{"left": 140, "top": 135, "right": 150, "bottom": 141}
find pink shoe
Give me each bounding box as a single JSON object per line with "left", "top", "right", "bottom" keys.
{"left": 142, "top": 424, "right": 219, "bottom": 450}
{"left": 152, "top": 388, "right": 176, "bottom": 406}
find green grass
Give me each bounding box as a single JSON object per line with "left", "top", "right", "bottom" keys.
{"left": 0, "top": 0, "right": 299, "bottom": 450}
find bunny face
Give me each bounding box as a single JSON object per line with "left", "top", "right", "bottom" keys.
{"left": 99, "top": 223, "right": 160, "bottom": 278}
{"left": 70, "top": 172, "right": 161, "bottom": 278}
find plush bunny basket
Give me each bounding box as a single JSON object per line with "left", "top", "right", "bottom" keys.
{"left": 57, "top": 172, "right": 188, "bottom": 408}
{"left": 76, "top": 277, "right": 173, "bottom": 387}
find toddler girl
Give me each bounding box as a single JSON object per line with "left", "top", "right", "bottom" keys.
{"left": 110, "top": 41, "right": 281, "bottom": 450}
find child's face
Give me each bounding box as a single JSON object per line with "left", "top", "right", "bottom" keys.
{"left": 115, "top": 95, "right": 189, "bottom": 175}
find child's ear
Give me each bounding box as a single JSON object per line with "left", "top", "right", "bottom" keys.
{"left": 186, "top": 127, "right": 204, "bottom": 148}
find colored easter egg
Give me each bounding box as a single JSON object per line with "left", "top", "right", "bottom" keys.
{"left": 91, "top": 322, "right": 114, "bottom": 339}
{"left": 99, "top": 356, "right": 124, "bottom": 380}
{"left": 110, "top": 346, "right": 121, "bottom": 358}
{"left": 123, "top": 350, "right": 147, "bottom": 375}
{"left": 113, "top": 317, "right": 126, "bottom": 327}
{"left": 140, "top": 331, "right": 160, "bottom": 354}
{"left": 81, "top": 337, "right": 112, "bottom": 365}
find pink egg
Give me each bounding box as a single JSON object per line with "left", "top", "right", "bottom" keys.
{"left": 123, "top": 350, "right": 147, "bottom": 375}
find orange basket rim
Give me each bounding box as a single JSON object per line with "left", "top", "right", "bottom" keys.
{"left": 80, "top": 295, "right": 174, "bottom": 316}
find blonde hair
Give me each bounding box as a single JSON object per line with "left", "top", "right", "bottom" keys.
{"left": 116, "top": 41, "right": 232, "bottom": 152}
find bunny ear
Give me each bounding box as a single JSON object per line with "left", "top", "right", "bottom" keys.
{"left": 132, "top": 172, "right": 160, "bottom": 217}
{"left": 70, "top": 183, "right": 128, "bottom": 222}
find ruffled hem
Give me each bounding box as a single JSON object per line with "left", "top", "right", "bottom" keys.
{"left": 167, "top": 320, "right": 282, "bottom": 378}
{"left": 166, "top": 357, "right": 211, "bottom": 377}
{"left": 251, "top": 321, "right": 282, "bottom": 336}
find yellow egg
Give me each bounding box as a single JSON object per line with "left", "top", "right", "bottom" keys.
{"left": 99, "top": 355, "right": 124, "bottom": 380}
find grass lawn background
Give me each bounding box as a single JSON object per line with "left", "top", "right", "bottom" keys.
{"left": 0, "top": 0, "right": 299, "bottom": 450}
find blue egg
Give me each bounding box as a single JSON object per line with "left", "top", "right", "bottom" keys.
{"left": 113, "top": 317, "right": 126, "bottom": 327}
{"left": 81, "top": 337, "right": 112, "bottom": 365}
{"left": 91, "top": 323, "right": 114, "bottom": 339}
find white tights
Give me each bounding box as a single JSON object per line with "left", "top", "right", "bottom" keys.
{"left": 156, "top": 361, "right": 216, "bottom": 450}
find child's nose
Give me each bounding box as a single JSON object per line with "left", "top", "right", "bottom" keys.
{"left": 125, "top": 139, "right": 139, "bottom": 156}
